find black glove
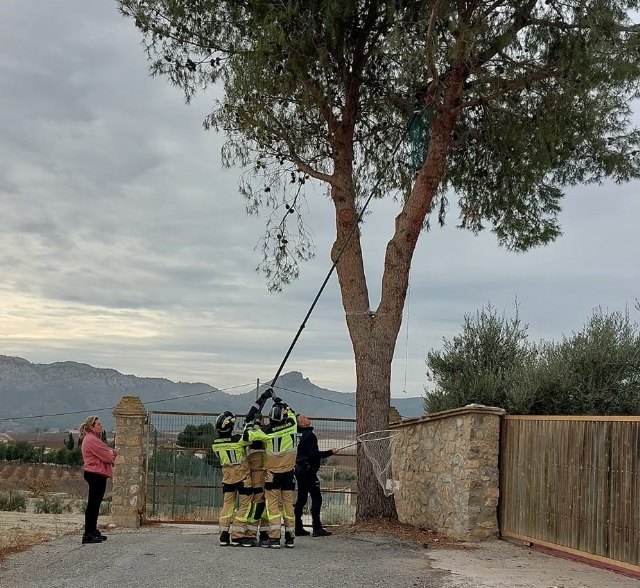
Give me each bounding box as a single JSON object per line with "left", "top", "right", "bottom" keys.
{"left": 246, "top": 405, "right": 259, "bottom": 423}
{"left": 260, "top": 387, "right": 274, "bottom": 401}
{"left": 273, "top": 396, "right": 282, "bottom": 404}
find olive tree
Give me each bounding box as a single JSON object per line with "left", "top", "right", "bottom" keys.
{"left": 426, "top": 306, "right": 640, "bottom": 415}
{"left": 531, "top": 308, "right": 640, "bottom": 415}
{"left": 119, "top": 0, "right": 640, "bottom": 519}
{"left": 425, "top": 304, "right": 537, "bottom": 414}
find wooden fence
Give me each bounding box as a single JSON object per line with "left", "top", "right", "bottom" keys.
{"left": 500, "top": 416, "right": 640, "bottom": 574}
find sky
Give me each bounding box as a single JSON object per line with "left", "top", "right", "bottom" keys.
{"left": 0, "top": 1, "right": 638, "bottom": 400}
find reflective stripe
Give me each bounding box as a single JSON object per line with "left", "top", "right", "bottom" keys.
{"left": 226, "top": 449, "right": 240, "bottom": 464}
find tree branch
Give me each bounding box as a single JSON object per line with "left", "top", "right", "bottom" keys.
{"left": 459, "top": 64, "right": 557, "bottom": 110}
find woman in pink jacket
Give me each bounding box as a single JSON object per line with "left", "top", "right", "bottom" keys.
{"left": 79, "top": 416, "right": 117, "bottom": 544}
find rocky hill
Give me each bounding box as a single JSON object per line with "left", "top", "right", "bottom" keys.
{"left": 0, "top": 355, "right": 424, "bottom": 431}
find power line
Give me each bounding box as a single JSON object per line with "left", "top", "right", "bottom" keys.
{"left": 142, "top": 382, "right": 253, "bottom": 406}
{"left": 0, "top": 407, "right": 115, "bottom": 422}
{"left": 272, "top": 383, "right": 355, "bottom": 408}
{"left": 0, "top": 382, "right": 255, "bottom": 422}
{"left": 0, "top": 380, "right": 359, "bottom": 422}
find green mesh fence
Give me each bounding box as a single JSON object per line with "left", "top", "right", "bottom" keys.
{"left": 145, "top": 411, "right": 356, "bottom": 525}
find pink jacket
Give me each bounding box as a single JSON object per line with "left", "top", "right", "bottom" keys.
{"left": 81, "top": 433, "right": 117, "bottom": 478}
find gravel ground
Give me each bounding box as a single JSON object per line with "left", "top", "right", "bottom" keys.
{"left": 427, "top": 540, "right": 639, "bottom": 587}
{"left": 0, "top": 526, "right": 442, "bottom": 588}
{"left": 0, "top": 513, "right": 640, "bottom": 588}
{"left": 0, "top": 522, "right": 637, "bottom": 588}
{"left": 0, "top": 510, "right": 83, "bottom": 555}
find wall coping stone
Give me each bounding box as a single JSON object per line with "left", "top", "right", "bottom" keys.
{"left": 113, "top": 396, "right": 146, "bottom": 417}
{"left": 391, "top": 404, "right": 505, "bottom": 429}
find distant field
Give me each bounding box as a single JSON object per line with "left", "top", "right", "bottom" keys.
{"left": 0, "top": 462, "right": 92, "bottom": 558}
{"left": 0, "top": 461, "right": 85, "bottom": 497}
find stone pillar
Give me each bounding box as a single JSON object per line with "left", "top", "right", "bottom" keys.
{"left": 111, "top": 396, "right": 147, "bottom": 528}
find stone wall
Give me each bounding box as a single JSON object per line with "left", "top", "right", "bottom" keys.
{"left": 111, "top": 396, "right": 147, "bottom": 528}
{"left": 108, "top": 396, "right": 502, "bottom": 537}
{"left": 392, "top": 405, "right": 504, "bottom": 541}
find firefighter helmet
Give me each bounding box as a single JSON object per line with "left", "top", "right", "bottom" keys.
{"left": 215, "top": 411, "right": 236, "bottom": 434}
{"left": 269, "top": 402, "right": 287, "bottom": 424}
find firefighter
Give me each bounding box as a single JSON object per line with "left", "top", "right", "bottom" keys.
{"left": 243, "top": 398, "right": 271, "bottom": 545}
{"left": 244, "top": 440, "right": 269, "bottom": 544}
{"left": 243, "top": 395, "right": 297, "bottom": 549}
{"left": 212, "top": 390, "right": 272, "bottom": 547}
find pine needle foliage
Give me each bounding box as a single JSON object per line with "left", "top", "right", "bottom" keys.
{"left": 119, "top": 0, "right": 640, "bottom": 287}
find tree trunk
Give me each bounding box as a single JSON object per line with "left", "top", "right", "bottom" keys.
{"left": 352, "top": 317, "right": 398, "bottom": 520}
{"left": 329, "top": 68, "right": 465, "bottom": 521}
{"left": 329, "top": 163, "right": 404, "bottom": 518}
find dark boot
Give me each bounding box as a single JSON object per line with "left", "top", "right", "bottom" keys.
{"left": 312, "top": 527, "right": 332, "bottom": 537}
{"left": 295, "top": 526, "right": 310, "bottom": 536}
{"left": 284, "top": 531, "right": 295, "bottom": 548}
{"left": 82, "top": 533, "right": 102, "bottom": 544}
{"left": 219, "top": 530, "right": 231, "bottom": 546}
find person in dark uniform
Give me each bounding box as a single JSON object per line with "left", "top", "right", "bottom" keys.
{"left": 294, "top": 414, "right": 338, "bottom": 537}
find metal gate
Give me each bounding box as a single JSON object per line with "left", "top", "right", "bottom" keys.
{"left": 144, "top": 410, "right": 357, "bottom": 525}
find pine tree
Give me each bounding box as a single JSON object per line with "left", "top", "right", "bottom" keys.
{"left": 119, "top": 0, "right": 640, "bottom": 519}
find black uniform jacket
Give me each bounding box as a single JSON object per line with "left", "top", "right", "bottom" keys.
{"left": 296, "top": 426, "right": 333, "bottom": 474}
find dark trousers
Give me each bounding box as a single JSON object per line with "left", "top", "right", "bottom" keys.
{"left": 294, "top": 468, "right": 323, "bottom": 530}
{"left": 84, "top": 471, "right": 107, "bottom": 535}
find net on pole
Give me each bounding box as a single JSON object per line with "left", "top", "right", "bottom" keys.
{"left": 357, "top": 429, "right": 401, "bottom": 496}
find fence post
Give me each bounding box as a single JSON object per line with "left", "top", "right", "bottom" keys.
{"left": 111, "top": 396, "right": 146, "bottom": 528}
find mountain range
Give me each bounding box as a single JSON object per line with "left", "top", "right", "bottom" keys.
{"left": 0, "top": 355, "right": 424, "bottom": 432}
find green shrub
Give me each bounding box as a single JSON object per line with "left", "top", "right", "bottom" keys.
{"left": 99, "top": 498, "right": 112, "bottom": 516}
{"left": 425, "top": 305, "right": 640, "bottom": 416}
{"left": 0, "top": 491, "right": 27, "bottom": 512}
{"left": 33, "top": 495, "right": 65, "bottom": 514}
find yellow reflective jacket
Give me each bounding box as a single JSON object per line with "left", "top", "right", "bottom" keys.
{"left": 244, "top": 411, "right": 297, "bottom": 473}
{"left": 211, "top": 434, "right": 249, "bottom": 466}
